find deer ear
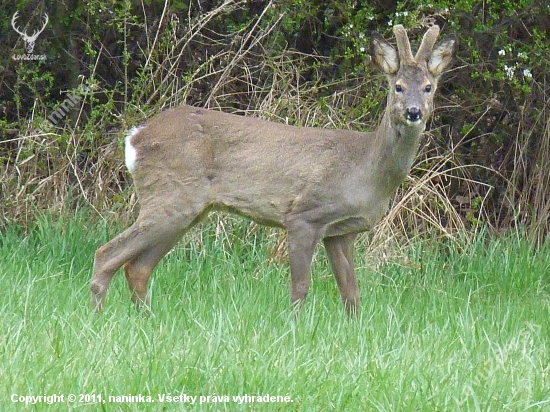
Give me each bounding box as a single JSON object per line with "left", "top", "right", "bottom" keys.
{"left": 428, "top": 35, "right": 457, "bottom": 77}
{"left": 370, "top": 32, "right": 399, "bottom": 74}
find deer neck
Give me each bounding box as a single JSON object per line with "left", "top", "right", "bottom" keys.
{"left": 371, "top": 108, "right": 424, "bottom": 193}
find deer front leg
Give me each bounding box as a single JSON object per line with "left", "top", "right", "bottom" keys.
{"left": 286, "top": 221, "right": 322, "bottom": 312}
{"left": 323, "top": 234, "right": 360, "bottom": 315}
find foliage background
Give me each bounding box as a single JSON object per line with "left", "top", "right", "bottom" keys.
{"left": 1, "top": 0, "right": 549, "bottom": 244}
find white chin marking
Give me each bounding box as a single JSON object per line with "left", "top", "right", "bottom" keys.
{"left": 125, "top": 126, "right": 143, "bottom": 173}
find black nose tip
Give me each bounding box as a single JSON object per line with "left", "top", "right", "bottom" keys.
{"left": 406, "top": 107, "right": 422, "bottom": 122}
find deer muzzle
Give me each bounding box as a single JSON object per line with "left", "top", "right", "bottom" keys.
{"left": 406, "top": 107, "right": 422, "bottom": 123}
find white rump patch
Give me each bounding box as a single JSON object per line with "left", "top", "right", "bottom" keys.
{"left": 125, "top": 126, "right": 143, "bottom": 173}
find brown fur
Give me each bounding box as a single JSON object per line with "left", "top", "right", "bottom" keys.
{"left": 90, "top": 25, "right": 456, "bottom": 315}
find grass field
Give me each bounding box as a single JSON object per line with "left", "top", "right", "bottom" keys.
{"left": 1, "top": 212, "right": 549, "bottom": 411}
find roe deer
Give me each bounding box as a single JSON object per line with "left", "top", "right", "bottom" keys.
{"left": 91, "top": 24, "right": 456, "bottom": 315}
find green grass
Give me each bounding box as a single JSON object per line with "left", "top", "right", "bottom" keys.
{"left": 1, "top": 213, "right": 550, "bottom": 411}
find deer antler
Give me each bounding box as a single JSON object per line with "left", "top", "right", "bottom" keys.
{"left": 11, "top": 12, "right": 48, "bottom": 54}
{"left": 11, "top": 12, "right": 27, "bottom": 38}
{"left": 32, "top": 13, "right": 50, "bottom": 37}
{"left": 415, "top": 24, "right": 441, "bottom": 62}
{"left": 11, "top": 12, "right": 49, "bottom": 41}
{"left": 393, "top": 24, "right": 441, "bottom": 65}
{"left": 393, "top": 25, "right": 415, "bottom": 64}
{"left": 31, "top": 13, "right": 49, "bottom": 41}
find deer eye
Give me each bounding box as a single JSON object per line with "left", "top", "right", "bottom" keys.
{"left": 395, "top": 84, "right": 403, "bottom": 93}
{"left": 424, "top": 84, "right": 432, "bottom": 93}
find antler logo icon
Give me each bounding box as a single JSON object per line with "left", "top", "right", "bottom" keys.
{"left": 11, "top": 12, "right": 49, "bottom": 54}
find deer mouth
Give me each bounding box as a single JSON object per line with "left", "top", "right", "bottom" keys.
{"left": 405, "top": 107, "right": 423, "bottom": 124}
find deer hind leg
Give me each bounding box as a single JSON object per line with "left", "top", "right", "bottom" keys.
{"left": 123, "top": 234, "right": 181, "bottom": 311}
{"left": 91, "top": 223, "right": 147, "bottom": 311}
{"left": 90, "top": 208, "right": 200, "bottom": 311}
{"left": 323, "top": 234, "right": 360, "bottom": 315}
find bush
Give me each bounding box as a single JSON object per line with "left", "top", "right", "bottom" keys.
{"left": 1, "top": 0, "right": 549, "bottom": 244}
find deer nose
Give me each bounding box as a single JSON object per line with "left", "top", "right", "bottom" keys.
{"left": 406, "top": 107, "right": 422, "bottom": 123}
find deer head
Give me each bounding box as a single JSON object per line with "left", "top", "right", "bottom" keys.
{"left": 371, "top": 25, "right": 457, "bottom": 138}
{"left": 11, "top": 12, "right": 49, "bottom": 54}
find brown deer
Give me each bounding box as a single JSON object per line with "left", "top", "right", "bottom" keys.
{"left": 91, "top": 24, "right": 456, "bottom": 315}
